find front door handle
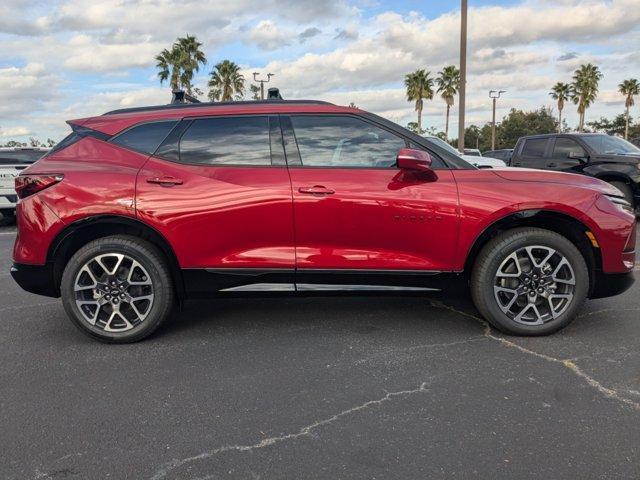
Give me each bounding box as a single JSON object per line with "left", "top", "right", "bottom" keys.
{"left": 547, "top": 163, "right": 557, "bottom": 168}
{"left": 298, "top": 185, "right": 335, "bottom": 195}
{"left": 147, "top": 176, "right": 183, "bottom": 186}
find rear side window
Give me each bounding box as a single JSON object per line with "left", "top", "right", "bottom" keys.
{"left": 0, "top": 150, "right": 46, "bottom": 164}
{"left": 521, "top": 138, "right": 548, "bottom": 157}
{"left": 111, "top": 121, "right": 177, "bottom": 155}
{"left": 179, "top": 116, "right": 271, "bottom": 166}
{"left": 291, "top": 115, "right": 405, "bottom": 168}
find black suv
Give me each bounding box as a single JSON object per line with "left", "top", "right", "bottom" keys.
{"left": 510, "top": 133, "right": 640, "bottom": 209}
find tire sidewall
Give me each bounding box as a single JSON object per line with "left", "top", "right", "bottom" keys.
{"left": 61, "top": 238, "right": 173, "bottom": 343}
{"left": 474, "top": 230, "right": 589, "bottom": 336}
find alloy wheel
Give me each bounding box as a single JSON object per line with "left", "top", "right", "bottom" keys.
{"left": 74, "top": 253, "right": 154, "bottom": 332}
{"left": 493, "top": 245, "right": 576, "bottom": 326}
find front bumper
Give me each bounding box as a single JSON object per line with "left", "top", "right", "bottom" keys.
{"left": 590, "top": 271, "right": 635, "bottom": 299}
{"left": 10, "top": 262, "right": 59, "bottom": 298}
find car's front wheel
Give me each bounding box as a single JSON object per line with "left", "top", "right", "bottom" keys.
{"left": 471, "top": 227, "right": 589, "bottom": 336}
{"left": 61, "top": 235, "right": 174, "bottom": 343}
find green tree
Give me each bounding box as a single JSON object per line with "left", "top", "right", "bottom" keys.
{"left": 618, "top": 78, "right": 640, "bottom": 139}
{"left": 405, "top": 69, "right": 434, "bottom": 133}
{"left": 571, "top": 63, "right": 603, "bottom": 132}
{"left": 249, "top": 84, "right": 261, "bottom": 100}
{"left": 498, "top": 108, "right": 558, "bottom": 148}
{"left": 155, "top": 35, "right": 207, "bottom": 93}
{"left": 549, "top": 82, "right": 571, "bottom": 133}
{"left": 587, "top": 114, "right": 630, "bottom": 136}
{"left": 435, "top": 65, "right": 460, "bottom": 140}
{"left": 208, "top": 60, "right": 245, "bottom": 101}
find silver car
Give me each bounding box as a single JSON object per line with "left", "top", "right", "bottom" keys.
{"left": 0, "top": 147, "right": 49, "bottom": 220}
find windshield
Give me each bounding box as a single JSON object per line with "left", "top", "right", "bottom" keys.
{"left": 582, "top": 135, "right": 640, "bottom": 155}
{"left": 424, "top": 136, "right": 462, "bottom": 157}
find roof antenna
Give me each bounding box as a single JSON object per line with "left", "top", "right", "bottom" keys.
{"left": 267, "top": 88, "right": 283, "bottom": 100}
{"left": 171, "top": 89, "right": 201, "bottom": 104}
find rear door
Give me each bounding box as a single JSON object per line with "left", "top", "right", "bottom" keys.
{"left": 513, "top": 137, "right": 551, "bottom": 169}
{"left": 547, "top": 137, "right": 588, "bottom": 173}
{"left": 135, "top": 115, "right": 295, "bottom": 293}
{"left": 283, "top": 114, "right": 460, "bottom": 289}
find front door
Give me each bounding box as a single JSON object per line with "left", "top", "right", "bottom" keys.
{"left": 282, "top": 114, "right": 460, "bottom": 290}
{"left": 547, "top": 137, "right": 588, "bottom": 173}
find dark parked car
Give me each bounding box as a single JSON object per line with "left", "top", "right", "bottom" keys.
{"left": 484, "top": 149, "right": 513, "bottom": 163}
{"left": 509, "top": 133, "right": 640, "bottom": 209}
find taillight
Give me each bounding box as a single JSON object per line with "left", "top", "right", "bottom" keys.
{"left": 15, "top": 174, "right": 63, "bottom": 199}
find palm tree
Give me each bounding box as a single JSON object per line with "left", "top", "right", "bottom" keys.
{"left": 549, "top": 82, "right": 571, "bottom": 133}
{"left": 571, "top": 63, "right": 603, "bottom": 132}
{"left": 155, "top": 35, "right": 207, "bottom": 94}
{"left": 155, "top": 47, "right": 182, "bottom": 91}
{"left": 208, "top": 60, "right": 245, "bottom": 101}
{"left": 176, "top": 35, "right": 207, "bottom": 94}
{"left": 619, "top": 78, "right": 640, "bottom": 139}
{"left": 435, "top": 65, "right": 460, "bottom": 140}
{"left": 405, "top": 69, "right": 434, "bottom": 133}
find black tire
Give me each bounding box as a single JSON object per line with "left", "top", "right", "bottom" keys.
{"left": 0, "top": 211, "right": 15, "bottom": 226}
{"left": 471, "top": 227, "right": 589, "bottom": 336}
{"left": 608, "top": 181, "right": 635, "bottom": 210}
{"left": 61, "top": 235, "right": 174, "bottom": 343}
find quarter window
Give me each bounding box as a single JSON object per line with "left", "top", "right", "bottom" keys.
{"left": 179, "top": 116, "right": 271, "bottom": 166}
{"left": 291, "top": 115, "right": 406, "bottom": 168}
{"left": 553, "top": 138, "right": 586, "bottom": 158}
{"left": 521, "top": 138, "right": 548, "bottom": 158}
{"left": 111, "top": 121, "right": 177, "bottom": 155}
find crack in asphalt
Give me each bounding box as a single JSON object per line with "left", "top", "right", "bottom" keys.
{"left": 150, "top": 382, "right": 431, "bottom": 480}
{"left": 430, "top": 301, "right": 640, "bottom": 412}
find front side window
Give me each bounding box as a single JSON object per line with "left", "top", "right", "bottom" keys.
{"left": 581, "top": 135, "right": 640, "bottom": 155}
{"left": 111, "top": 121, "right": 178, "bottom": 155}
{"left": 553, "top": 138, "right": 586, "bottom": 158}
{"left": 522, "top": 138, "right": 548, "bottom": 158}
{"left": 291, "top": 115, "right": 406, "bottom": 168}
{"left": 179, "top": 116, "right": 271, "bottom": 166}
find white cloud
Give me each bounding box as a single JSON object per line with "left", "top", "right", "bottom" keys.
{"left": 248, "top": 20, "right": 292, "bottom": 50}
{"left": 0, "top": 126, "right": 32, "bottom": 137}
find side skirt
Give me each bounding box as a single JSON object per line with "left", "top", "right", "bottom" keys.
{"left": 182, "top": 268, "right": 465, "bottom": 298}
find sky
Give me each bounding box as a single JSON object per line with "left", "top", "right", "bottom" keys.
{"left": 1, "top": 0, "right": 639, "bottom": 142}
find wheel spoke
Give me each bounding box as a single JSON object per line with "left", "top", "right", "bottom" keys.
{"left": 74, "top": 266, "right": 98, "bottom": 291}
{"left": 493, "top": 286, "right": 520, "bottom": 313}
{"left": 496, "top": 252, "right": 522, "bottom": 278}
{"left": 76, "top": 300, "right": 101, "bottom": 325}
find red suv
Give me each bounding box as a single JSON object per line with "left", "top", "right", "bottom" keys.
{"left": 11, "top": 100, "right": 636, "bottom": 342}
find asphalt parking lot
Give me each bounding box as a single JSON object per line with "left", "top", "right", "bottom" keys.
{"left": 1, "top": 224, "right": 639, "bottom": 480}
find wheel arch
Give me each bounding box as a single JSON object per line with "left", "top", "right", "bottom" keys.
{"left": 48, "top": 215, "right": 185, "bottom": 299}
{"left": 464, "top": 209, "right": 601, "bottom": 294}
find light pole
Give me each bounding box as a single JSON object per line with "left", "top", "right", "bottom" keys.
{"left": 253, "top": 72, "right": 274, "bottom": 100}
{"left": 489, "top": 90, "right": 506, "bottom": 151}
{"left": 457, "top": 0, "right": 468, "bottom": 153}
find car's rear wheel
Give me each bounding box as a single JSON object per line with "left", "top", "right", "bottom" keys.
{"left": 61, "top": 235, "right": 174, "bottom": 343}
{"left": 471, "top": 227, "right": 589, "bottom": 336}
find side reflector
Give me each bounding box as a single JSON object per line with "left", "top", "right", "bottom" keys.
{"left": 15, "top": 175, "right": 63, "bottom": 200}
{"left": 585, "top": 231, "right": 599, "bottom": 248}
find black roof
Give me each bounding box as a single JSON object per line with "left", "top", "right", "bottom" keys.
{"left": 103, "top": 99, "right": 333, "bottom": 116}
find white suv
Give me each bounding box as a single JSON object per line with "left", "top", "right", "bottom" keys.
{"left": 0, "top": 147, "right": 48, "bottom": 221}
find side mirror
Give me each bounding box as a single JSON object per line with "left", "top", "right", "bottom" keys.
{"left": 568, "top": 151, "right": 589, "bottom": 162}
{"left": 397, "top": 148, "right": 434, "bottom": 171}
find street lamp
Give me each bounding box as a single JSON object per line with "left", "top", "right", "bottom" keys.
{"left": 489, "top": 90, "right": 506, "bottom": 151}
{"left": 457, "top": 0, "right": 468, "bottom": 153}
{"left": 253, "top": 72, "right": 274, "bottom": 100}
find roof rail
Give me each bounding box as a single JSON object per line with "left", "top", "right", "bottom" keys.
{"left": 103, "top": 99, "right": 334, "bottom": 116}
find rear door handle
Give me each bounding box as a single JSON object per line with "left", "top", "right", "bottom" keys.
{"left": 146, "top": 176, "right": 183, "bottom": 186}
{"left": 547, "top": 163, "right": 557, "bottom": 167}
{"left": 298, "top": 185, "right": 335, "bottom": 195}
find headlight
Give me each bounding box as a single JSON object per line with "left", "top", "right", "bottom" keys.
{"left": 605, "top": 194, "right": 634, "bottom": 213}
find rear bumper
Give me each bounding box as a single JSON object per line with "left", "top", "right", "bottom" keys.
{"left": 10, "top": 262, "right": 59, "bottom": 298}
{"left": 590, "top": 271, "right": 635, "bottom": 299}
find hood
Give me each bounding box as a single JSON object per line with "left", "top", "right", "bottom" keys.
{"left": 491, "top": 167, "right": 622, "bottom": 196}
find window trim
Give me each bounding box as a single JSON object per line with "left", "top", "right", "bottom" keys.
{"left": 550, "top": 136, "right": 587, "bottom": 159}
{"left": 155, "top": 114, "right": 283, "bottom": 168}
{"left": 282, "top": 113, "right": 420, "bottom": 170}
{"left": 108, "top": 119, "right": 179, "bottom": 157}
